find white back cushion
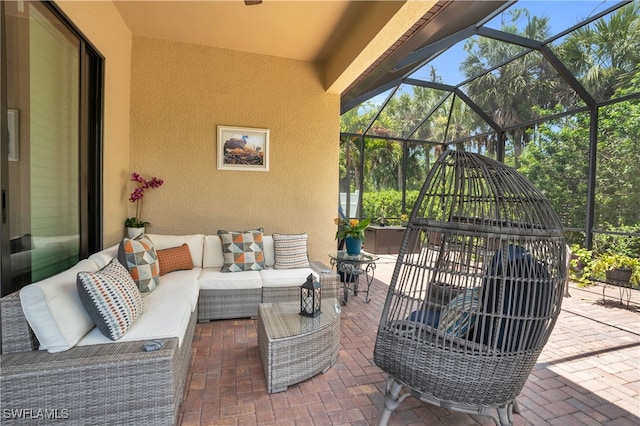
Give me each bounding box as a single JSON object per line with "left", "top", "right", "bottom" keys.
{"left": 20, "top": 259, "right": 100, "bottom": 353}
{"left": 88, "top": 244, "right": 119, "bottom": 269}
{"left": 145, "top": 234, "right": 204, "bottom": 267}
{"left": 263, "top": 235, "right": 275, "bottom": 267}
{"left": 203, "top": 235, "right": 224, "bottom": 268}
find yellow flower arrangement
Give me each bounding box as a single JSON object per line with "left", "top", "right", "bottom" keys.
{"left": 334, "top": 216, "right": 371, "bottom": 241}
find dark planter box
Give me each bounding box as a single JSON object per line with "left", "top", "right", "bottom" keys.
{"left": 364, "top": 226, "right": 405, "bottom": 254}
{"left": 605, "top": 268, "right": 632, "bottom": 283}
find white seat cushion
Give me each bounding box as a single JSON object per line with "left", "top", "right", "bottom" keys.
{"left": 198, "top": 268, "right": 262, "bottom": 290}
{"left": 77, "top": 283, "right": 193, "bottom": 348}
{"left": 259, "top": 268, "right": 318, "bottom": 288}
{"left": 20, "top": 259, "right": 100, "bottom": 353}
{"left": 151, "top": 267, "right": 201, "bottom": 312}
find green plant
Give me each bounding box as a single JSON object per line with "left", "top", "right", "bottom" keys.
{"left": 569, "top": 244, "right": 593, "bottom": 283}
{"left": 377, "top": 206, "right": 387, "bottom": 226}
{"left": 590, "top": 252, "right": 640, "bottom": 287}
{"left": 124, "top": 172, "right": 164, "bottom": 228}
{"left": 361, "top": 190, "right": 419, "bottom": 226}
{"left": 592, "top": 225, "right": 640, "bottom": 259}
{"left": 334, "top": 217, "right": 371, "bottom": 241}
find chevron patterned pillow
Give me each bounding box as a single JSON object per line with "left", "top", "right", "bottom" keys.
{"left": 217, "top": 229, "right": 266, "bottom": 272}
{"left": 117, "top": 233, "right": 160, "bottom": 293}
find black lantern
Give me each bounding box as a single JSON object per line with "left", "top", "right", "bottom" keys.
{"left": 300, "top": 273, "right": 321, "bottom": 317}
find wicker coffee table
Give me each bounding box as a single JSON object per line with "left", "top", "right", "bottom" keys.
{"left": 257, "top": 299, "right": 340, "bottom": 393}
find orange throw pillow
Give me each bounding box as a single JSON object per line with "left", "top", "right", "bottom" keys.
{"left": 156, "top": 244, "right": 193, "bottom": 276}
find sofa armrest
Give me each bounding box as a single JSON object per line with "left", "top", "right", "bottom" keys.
{"left": 0, "top": 338, "right": 180, "bottom": 425}
{"left": 310, "top": 261, "right": 340, "bottom": 301}
{"left": 1, "top": 291, "right": 38, "bottom": 354}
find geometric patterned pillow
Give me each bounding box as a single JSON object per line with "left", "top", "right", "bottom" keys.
{"left": 117, "top": 233, "right": 160, "bottom": 293}
{"left": 77, "top": 258, "right": 145, "bottom": 341}
{"left": 217, "top": 229, "right": 266, "bottom": 272}
{"left": 156, "top": 243, "right": 193, "bottom": 276}
{"left": 273, "top": 233, "right": 310, "bottom": 269}
{"left": 437, "top": 287, "right": 481, "bottom": 338}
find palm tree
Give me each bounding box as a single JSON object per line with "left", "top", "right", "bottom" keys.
{"left": 460, "top": 9, "right": 556, "bottom": 167}
{"left": 557, "top": 1, "right": 640, "bottom": 101}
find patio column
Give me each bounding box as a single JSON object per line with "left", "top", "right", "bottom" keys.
{"left": 585, "top": 107, "right": 598, "bottom": 249}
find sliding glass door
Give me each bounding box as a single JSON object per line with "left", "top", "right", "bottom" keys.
{"left": 1, "top": 1, "right": 102, "bottom": 296}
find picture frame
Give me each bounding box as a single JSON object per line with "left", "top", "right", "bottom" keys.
{"left": 8, "top": 109, "right": 19, "bottom": 161}
{"left": 217, "top": 125, "right": 269, "bottom": 171}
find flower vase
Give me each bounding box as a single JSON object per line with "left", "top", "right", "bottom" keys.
{"left": 345, "top": 237, "right": 362, "bottom": 256}
{"left": 127, "top": 227, "right": 145, "bottom": 239}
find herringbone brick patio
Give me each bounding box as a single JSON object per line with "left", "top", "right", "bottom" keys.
{"left": 179, "top": 256, "right": 640, "bottom": 425}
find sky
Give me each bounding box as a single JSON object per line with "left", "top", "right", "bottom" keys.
{"left": 413, "top": 0, "right": 621, "bottom": 84}
{"left": 364, "top": 0, "right": 624, "bottom": 109}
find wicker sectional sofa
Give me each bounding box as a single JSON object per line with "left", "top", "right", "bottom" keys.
{"left": 0, "top": 233, "right": 338, "bottom": 425}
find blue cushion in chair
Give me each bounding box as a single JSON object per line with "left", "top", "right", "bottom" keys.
{"left": 476, "top": 244, "right": 551, "bottom": 351}
{"left": 407, "top": 308, "right": 441, "bottom": 328}
{"left": 407, "top": 289, "right": 481, "bottom": 337}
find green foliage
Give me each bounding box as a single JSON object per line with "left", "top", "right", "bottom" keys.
{"left": 518, "top": 112, "right": 591, "bottom": 229}
{"left": 590, "top": 253, "right": 640, "bottom": 287}
{"left": 592, "top": 225, "right": 640, "bottom": 258}
{"left": 335, "top": 217, "right": 371, "bottom": 241}
{"left": 570, "top": 223, "right": 640, "bottom": 288}
{"left": 569, "top": 244, "right": 593, "bottom": 284}
{"left": 361, "top": 190, "right": 419, "bottom": 225}
{"left": 124, "top": 217, "right": 148, "bottom": 228}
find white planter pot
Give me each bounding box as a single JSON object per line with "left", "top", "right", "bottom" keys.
{"left": 126, "top": 227, "right": 145, "bottom": 239}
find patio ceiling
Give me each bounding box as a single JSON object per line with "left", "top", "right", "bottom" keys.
{"left": 112, "top": 1, "right": 506, "bottom": 96}
{"left": 113, "top": 0, "right": 368, "bottom": 62}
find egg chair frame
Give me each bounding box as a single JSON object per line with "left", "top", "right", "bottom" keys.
{"left": 374, "top": 149, "right": 567, "bottom": 425}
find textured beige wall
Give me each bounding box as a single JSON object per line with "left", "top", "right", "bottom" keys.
{"left": 130, "top": 37, "right": 339, "bottom": 260}
{"left": 54, "top": 1, "right": 132, "bottom": 248}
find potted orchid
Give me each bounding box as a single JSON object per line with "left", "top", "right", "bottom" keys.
{"left": 124, "top": 172, "right": 164, "bottom": 237}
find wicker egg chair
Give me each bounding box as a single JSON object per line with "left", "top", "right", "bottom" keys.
{"left": 374, "top": 149, "right": 566, "bottom": 426}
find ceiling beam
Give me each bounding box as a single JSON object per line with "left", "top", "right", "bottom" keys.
{"left": 340, "top": 1, "right": 508, "bottom": 113}
{"left": 324, "top": 1, "right": 439, "bottom": 96}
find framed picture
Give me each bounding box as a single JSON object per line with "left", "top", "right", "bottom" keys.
{"left": 8, "top": 109, "right": 19, "bottom": 161}
{"left": 217, "top": 125, "right": 269, "bottom": 171}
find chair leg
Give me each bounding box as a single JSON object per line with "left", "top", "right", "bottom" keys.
{"left": 496, "top": 402, "right": 514, "bottom": 426}
{"left": 512, "top": 398, "right": 520, "bottom": 414}
{"left": 378, "top": 376, "right": 411, "bottom": 426}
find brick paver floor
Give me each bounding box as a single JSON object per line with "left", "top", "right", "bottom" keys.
{"left": 179, "top": 256, "right": 640, "bottom": 425}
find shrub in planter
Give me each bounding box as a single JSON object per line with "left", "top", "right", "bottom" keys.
{"left": 590, "top": 253, "right": 640, "bottom": 288}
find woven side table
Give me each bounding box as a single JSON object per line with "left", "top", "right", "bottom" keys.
{"left": 257, "top": 299, "right": 340, "bottom": 393}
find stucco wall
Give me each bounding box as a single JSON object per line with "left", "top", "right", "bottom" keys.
{"left": 54, "top": 0, "right": 132, "bottom": 248}
{"left": 130, "top": 37, "right": 339, "bottom": 260}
